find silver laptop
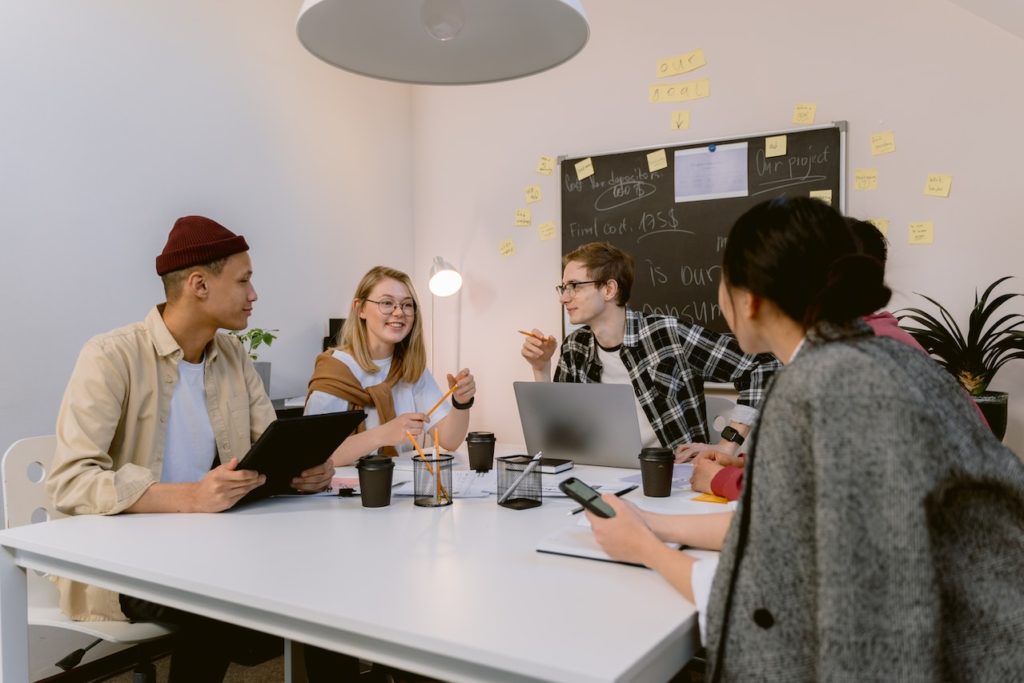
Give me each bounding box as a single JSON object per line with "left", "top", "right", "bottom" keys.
{"left": 513, "top": 381, "right": 643, "bottom": 468}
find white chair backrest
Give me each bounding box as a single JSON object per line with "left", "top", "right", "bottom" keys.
{"left": 704, "top": 396, "right": 737, "bottom": 442}
{"left": 2, "top": 435, "right": 63, "bottom": 530}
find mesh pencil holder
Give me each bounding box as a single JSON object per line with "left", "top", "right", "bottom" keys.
{"left": 496, "top": 455, "right": 542, "bottom": 510}
{"left": 413, "top": 453, "right": 453, "bottom": 507}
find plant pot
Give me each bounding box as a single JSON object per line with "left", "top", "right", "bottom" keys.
{"left": 974, "top": 390, "right": 1007, "bottom": 441}
{"left": 253, "top": 361, "right": 271, "bottom": 397}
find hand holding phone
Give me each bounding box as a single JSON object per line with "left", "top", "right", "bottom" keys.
{"left": 558, "top": 477, "right": 616, "bottom": 518}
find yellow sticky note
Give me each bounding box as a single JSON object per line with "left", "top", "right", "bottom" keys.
{"left": 499, "top": 239, "right": 516, "bottom": 257}
{"left": 656, "top": 48, "right": 706, "bottom": 78}
{"left": 514, "top": 208, "right": 532, "bottom": 227}
{"left": 536, "top": 156, "right": 556, "bottom": 175}
{"left": 810, "top": 189, "right": 832, "bottom": 205}
{"left": 538, "top": 221, "right": 556, "bottom": 241}
{"left": 649, "top": 78, "right": 711, "bottom": 103}
{"left": 908, "top": 222, "right": 934, "bottom": 245}
{"left": 868, "top": 218, "right": 889, "bottom": 237}
{"left": 647, "top": 149, "right": 668, "bottom": 173}
{"left": 855, "top": 168, "right": 879, "bottom": 191}
{"left": 525, "top": 185, "right": 542, "bottom": 204}
{"left": 670, "top": 110, "right": 691, "bottom": 130}
{"left": 870, "top": 131, "right": 896, "bottom": 155}
{"left": 765, "top": 135, "right": 787, "bottom": 158}
{"left": 575, "top": 157, "right": 594, "bottom": 180}
{"left": 692, "top": 492, "right": 730, "bottom": 504}
{"left": 792, "top": 102, "right": 817, "bottom": 125}
{"left": 924, "top": 174, "right": 953, "bottom": 198}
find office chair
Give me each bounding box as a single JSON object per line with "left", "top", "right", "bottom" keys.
{"left": 2, "top": 436, "right": 174, "bottom": 681}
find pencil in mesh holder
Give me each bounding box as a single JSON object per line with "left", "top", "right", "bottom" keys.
{"left": 413, "top": 453, "right": 453, "bottom": 507}
{"left": 496, "top": 455, "right": 542, "bottom": 510}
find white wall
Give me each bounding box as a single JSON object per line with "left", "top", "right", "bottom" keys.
{"left": 0, "top": 1, "right": 412, "bottom": 677}
{"left": 413, "top": 0, "right": 1024, "bottom": 457}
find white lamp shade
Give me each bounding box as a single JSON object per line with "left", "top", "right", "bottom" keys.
{"left": 296, "top": 0, "right": 589, "bottom": 85}
{"left": 429, "top": 257, "right": 463, "bottom": 296}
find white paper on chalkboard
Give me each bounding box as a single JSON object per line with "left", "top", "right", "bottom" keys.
{"left": 674, "top": 142, "right": 749, "bottom": 203}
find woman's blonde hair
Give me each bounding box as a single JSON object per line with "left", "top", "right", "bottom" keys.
{"left": 338, "top": 266, "right": 426, "bottom": 385}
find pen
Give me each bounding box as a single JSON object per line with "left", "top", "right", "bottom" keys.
{"left": 567, "top": 484, "right": 638, "bottom": 515}
{"left": 497, "top": 450, "right": 543, "bottom": 504}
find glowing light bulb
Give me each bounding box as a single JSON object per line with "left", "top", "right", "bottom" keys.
{"left": 421, "top": 0, "right": 465, "bottom": 42}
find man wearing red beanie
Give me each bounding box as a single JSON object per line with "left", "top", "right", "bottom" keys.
{"left": 46, "top": 215, "right": 334, "bottom": 680}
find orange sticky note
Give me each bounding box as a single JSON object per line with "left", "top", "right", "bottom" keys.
{"left": 536, "top": 156, "right": 556, "bottom": 175}
{"left": 692, "top": 492, "right": 730, "bottom": 504}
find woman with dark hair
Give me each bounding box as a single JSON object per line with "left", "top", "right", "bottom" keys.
{"left": 586, "top": 197, "right": 1024, "bottom": 680}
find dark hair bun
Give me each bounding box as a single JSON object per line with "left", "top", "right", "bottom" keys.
{"left": 807, "top": 254, "right": 891, "bottom": 326}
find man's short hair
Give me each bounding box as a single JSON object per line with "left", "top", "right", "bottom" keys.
{"left": 562, "top": 242, "right": 634, "bottom": 306}
{"left": 161, "top": 257, "right": 229, "bottom": 302}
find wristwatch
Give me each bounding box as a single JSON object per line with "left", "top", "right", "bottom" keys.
{"left": 720, "top": 425, "right": 745, "bottom": 445}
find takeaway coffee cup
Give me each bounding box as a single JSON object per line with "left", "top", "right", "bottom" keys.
{"left": 356, "top": 454, "right": 395, "bottom": 508}
{"left": 638, "top": 447, "right": 674, "bottom": 497}
{"left": 466, "top": 431, "right": 496, "bottom": 472}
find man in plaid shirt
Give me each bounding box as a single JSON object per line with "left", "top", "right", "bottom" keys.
{"left": 521, "top": 242, "right": 780, "bottom": 462}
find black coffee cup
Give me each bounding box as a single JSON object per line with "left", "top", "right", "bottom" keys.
{"left": 638, "top": 447, "right": 674, "bottom": 497}
{"left": 466, "top": 431, "right": 496, "bottom": 472}
{"left": 356, "top": 454, "right": 395, "bottom": 507}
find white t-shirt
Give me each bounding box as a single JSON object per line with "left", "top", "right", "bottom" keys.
{"left": 304, "top": 350, "right": 451, "bottom": 453}
{"left": 161, "top": 358, "right": 217, "bottom": 483}
{"left": 596, "top": 344, "right": 660, "bottom": 448}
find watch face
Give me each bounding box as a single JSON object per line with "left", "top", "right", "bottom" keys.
{"left": 721, "top": 426, "right": 744, "bottom": 444}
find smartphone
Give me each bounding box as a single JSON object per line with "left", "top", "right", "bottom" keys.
{"left": 558, "top": 477, "right": 616, "bottom": 518}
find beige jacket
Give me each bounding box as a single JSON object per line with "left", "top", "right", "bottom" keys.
{"left": 47, "top": 306, "right": 276, "bottom": 621}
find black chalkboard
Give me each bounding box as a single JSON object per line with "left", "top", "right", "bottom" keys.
{"left": 561, "top": 123, "right": 845, "bottom": 333}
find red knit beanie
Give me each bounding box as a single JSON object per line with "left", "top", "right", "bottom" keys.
{"left": 155, "top": 216, "right": 250, "bottom": 275}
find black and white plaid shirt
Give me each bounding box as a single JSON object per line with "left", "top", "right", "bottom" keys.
{"left": 553, "top": 308, "right": 781, "bottom": 447}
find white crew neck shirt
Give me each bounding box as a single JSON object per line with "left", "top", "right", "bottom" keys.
{"left": 596, "top": 344, "right": 660, "bottom": 448}
{"left": 161, "top": 358, "right": 217, "bottom": 483}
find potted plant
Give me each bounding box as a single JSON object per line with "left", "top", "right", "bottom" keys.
{"left": 230, "top": 328, "right": 278, "bottom": 395}
{"left": 898, "top": 276, "right": 1024, "bottom": 440}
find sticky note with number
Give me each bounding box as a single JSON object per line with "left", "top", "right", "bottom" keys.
{"left": 908, "top": 222, "right": 934, "bottom": 245}
{"left": 792, "top": 103, "right": 816, "bottom": 125}
{"left": 514, "top": 208, "right": 532, "bottom": 227}
{"left": 924, "top": 174, "right": 953, "bottom": 198}
{"left": 870, "top": 131, "right": 896, "bottom": 155}
{"left": 575, "top": 157, "right": 594, "bottom": 180}
{"left": 656, "top": 48, "right": 706, "bottom": 78}
{"left": 868, "top": 218, "right": 889, "bottom": 236}
{"left": 499, "top": 239, "right": 516, "bottom": 257}
{"left": 670, "top": 110, "right": 691, "bottom": 130}
{"left": 855, "top": 168, "right": 879, "bottom": 191}
{"left": 647, "top": 149, "right": 668, "bottom": 173}
{"left": 536, "top": 156, "right": 556, "bottom": 175}
{"left": 809, "top": 189, "right": 832, "bottom": 205}
{"left": 525, "top": 185, "right": 542, "bottom": 204}
{"left": 538, "top": 222, "right": 556, "bottom": 241}
{"left": 765, "top": 135, "right": 787, "bottom": 158}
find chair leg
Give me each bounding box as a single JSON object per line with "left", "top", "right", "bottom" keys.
{"left": 132, "top": 660, "right": 157, "bottom": 683}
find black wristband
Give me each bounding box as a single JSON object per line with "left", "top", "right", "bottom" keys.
{"left": 720, "top": 425, "right": 745, "bottom": 445}
{"left": 451, "top": 396, "right": 474, "bottom": 410}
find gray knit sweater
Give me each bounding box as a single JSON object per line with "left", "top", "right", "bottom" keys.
{"left": 705, "top": 323, "right": 1024, "bottom": 681}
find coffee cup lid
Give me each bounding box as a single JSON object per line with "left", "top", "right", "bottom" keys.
{"left": 467, "top": 431, "right": 495, "bottom": 441}
{"left": 638, "top": 447, "right": 674, "bottom": 462}
{"left": 357, "top": 454, "right": 394, "bottom": 470}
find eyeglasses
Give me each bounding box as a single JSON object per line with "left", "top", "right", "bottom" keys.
{"left": 365, "top": 298, "right": 417, "bottom": 316}
{"left": 555, "top": 280, "right": 600, "bottom": 297}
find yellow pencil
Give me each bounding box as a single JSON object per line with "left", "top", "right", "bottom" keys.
{"left": 425, "top": 382, "right": 458, "bottom": 418}
{"left": 518, "top": 329, "right": 546, "bottom": 341}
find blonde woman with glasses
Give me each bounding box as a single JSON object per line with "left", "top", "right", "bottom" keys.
{"left": 304, "top": 265, "right": 476, "bottom": 466}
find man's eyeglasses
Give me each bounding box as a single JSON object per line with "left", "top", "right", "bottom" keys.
{"left": 365, "top": 299, "right": 417, "bottom": 316}
{"left": 555, "top": 280, "right": 600, "bottom": 297}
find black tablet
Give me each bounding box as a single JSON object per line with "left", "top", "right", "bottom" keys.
{"left": 233, "top": 410, "right": 365, "bottom": 506}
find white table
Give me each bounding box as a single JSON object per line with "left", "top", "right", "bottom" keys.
{"left": 0, "top": 448, "right": 725, "bottom": 682}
